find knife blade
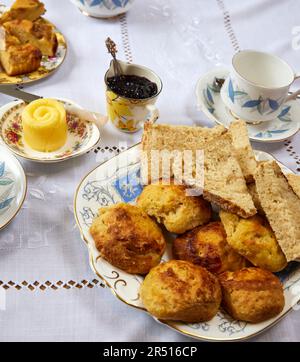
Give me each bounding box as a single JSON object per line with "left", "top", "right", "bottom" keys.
{"left": 0, "top": 85, "right": 42, "bottom": 103}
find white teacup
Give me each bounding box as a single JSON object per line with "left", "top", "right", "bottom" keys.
{"left": 221, "top": 50, "right": 300, "bottom": 122}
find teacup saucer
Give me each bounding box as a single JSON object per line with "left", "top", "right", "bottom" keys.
{"left": 0, "top": 99, "right": 101, "bottom": 163}
{"left": 196, "top": 68, "right": 300, "bottom": 142}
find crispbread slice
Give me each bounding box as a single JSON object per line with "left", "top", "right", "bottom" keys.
{"left": 255, "top": 161, "right": 300, "bottom": 261}
{"left": 229, "top": 120, "right": 257, "bottom": 183}
{"left": 287, "top": 174, "right": 300, "bottom": 198}
{"left": 141, "top": 122, "right": 226, "bottom": 183}
{"left": 247, "top": 183, "right": 264, "bottom": 215}
{"left": 203, "top": 132, "right": 256, "bottom": 218}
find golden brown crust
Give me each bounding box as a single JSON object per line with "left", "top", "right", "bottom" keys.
{"left": 1, "top": 0, "right": 45, "bottom": 23}
{"left": 140, "top": 260, "right": 222, "bottom": 322}
{"left": 0, "top": 43, "right": 41, "bottom": 75}
{"left": 173, "top": 222, "right": 247, "bottom": 274}
{"left": 219, "top": 211, "right": 287, "bottom": 272}
{"left": 90, "top": 203, "right": 166, "bottom": 275}
{"left": 137, "top": 181, "right": 212, "bottom": 234}
{"left": 219, "top": 267, "right": 285, "bottom": 323}
{"left": 3, "top": 19, "right": 57, "bottom": 56}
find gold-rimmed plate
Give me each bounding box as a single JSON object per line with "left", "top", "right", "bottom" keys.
{"left": 0, "top": 99, "right": 101, "bottom": 163}
{"left": 0, "top": 144, "right": 26, "bottom": 230}
{"left": 0, "top": 6, "right": 67, "bottom": 85}
{"left": 74, "top": 144, "right": 300, "bottom": 341}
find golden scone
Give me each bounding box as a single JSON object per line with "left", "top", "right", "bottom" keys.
{"left": 90, "top": 203, "right": 166, "bottom": 275}
{"left": 220, "top": 211, "right": 287, "bottom": 272}
{"left": 219, "top": 267, "right": 285, "bottom": 323}
{"left": 173, "top": 222, "right": 247, "bottom": 274}
{"left": 140, "top": 260, "right": 222, "bottom": 322}
{"left": 137, "top": 182, "right": 212, "bottom": 234}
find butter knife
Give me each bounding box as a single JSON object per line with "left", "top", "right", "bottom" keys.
{"left": 0, "top": 85, "right": 41, "bottom": 103}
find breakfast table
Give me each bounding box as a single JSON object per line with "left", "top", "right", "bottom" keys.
{"left": 0, "top": 0, "right": 299, "bottom": 342}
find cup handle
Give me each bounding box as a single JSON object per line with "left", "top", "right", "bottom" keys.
{"left": 285, "top": 74, "right": 300, "bottom": 102}
{"left": 146, "top": 104, "right": 159, "bottom": 124}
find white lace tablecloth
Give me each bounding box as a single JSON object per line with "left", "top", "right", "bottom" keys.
{"left": 0, "top": 0, "right": 299, "bottom": 342}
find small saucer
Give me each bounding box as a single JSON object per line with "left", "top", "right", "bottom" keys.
{"left": 0, "top": 99, "right": 101, "bottom": 163}
{"left": 0, "top": 145, "right": 26, "bottom": 230}
{"left": 196, "top": 68, "right": 300, "bottom": 142}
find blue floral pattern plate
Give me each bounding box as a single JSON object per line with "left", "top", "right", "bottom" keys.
{"left": 0, "top": 145, "right": 27, "bottom": 230}
{"left": 74, "top": 144, "right": 300, "bottom": 341}
{"left": 196, "top": 68, "right": 300, "bottom": 143}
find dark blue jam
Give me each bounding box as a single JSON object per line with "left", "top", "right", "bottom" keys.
{"left": 107, "top": 75, "right": 158, "bottom": 99}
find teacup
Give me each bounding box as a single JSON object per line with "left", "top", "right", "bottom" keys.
{"left": 104, "top": 61, "right": 162, "bottom": 133}
{"left": 70, "top": 0, "right": 135, "bottom": 18}
{"left": 221, "top": 50, "right": 300, "bottom": 122}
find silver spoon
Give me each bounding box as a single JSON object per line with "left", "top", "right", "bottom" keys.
{"left": 105, "top": 37, "right": 122, "bottom": 77}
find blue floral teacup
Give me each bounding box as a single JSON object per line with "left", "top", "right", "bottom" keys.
{"left": 70, "top": 0, "right": 135, "bottom": 18}
{"left": 221, "top": 50, "right": 300, "bottom": 122}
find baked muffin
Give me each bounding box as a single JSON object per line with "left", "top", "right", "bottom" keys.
{"left": 90, "top": 203, "right": 166, "bottom": 275}
{"left": 173, "top": 222, "right": 247, "bottom": 274}
{"left": 219, "top": 267, "right": 285, "bottom": 323}
{"left": 137, "top": 181, "right": 212, "bottom": 234}
{"left": 220, "top": 211, "right": 287, "bottom": 272}
{"left": 140, "top": 260, "right": 222, "bottom": 322}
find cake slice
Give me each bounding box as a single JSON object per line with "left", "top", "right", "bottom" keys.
{"left": 1, "top": 0, "right": 45, "bottom": 23}
{"left": 0, "top": 43, "right": 41, "bottom": 76}
{"left": 286, "top": 174, "right": 300, "bottom": 198}
{"left": 3, "top": 19, "right": 57, "bottom": 56}
{"left": 255, "top": 161, "right": 300, "bottom": 261}
{"left": 229, "top": 119, "right": 257, "bottom": 183}
{"left": 202, "top": 132, "right": 256, "bottom": 218}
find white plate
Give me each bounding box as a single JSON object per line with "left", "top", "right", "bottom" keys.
{"left": 0, "top": 99, "right": 100, "bottom": 163}
{"left": 196, "top": 68, "right": 300, "bottom": 143}
{"left": 74, "top": 144, "right": 300, "bottom": 341}
{"left": 0, "top": 145, "right": 27, "bottom": 230}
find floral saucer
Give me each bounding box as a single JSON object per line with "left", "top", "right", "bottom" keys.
{"left": 0, "top": 145, "right": 26, "bottom": 230}
{"left": 0, "top": 100, "right": 100, "bottom": 163}
{"left": 196, "top": 68, "right": 300, "bottom": 142}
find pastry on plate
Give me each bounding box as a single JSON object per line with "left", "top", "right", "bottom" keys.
{"left": 219, "top": 267, "right": 285, "bottom": 323}
{"left": 255, "top": 161, "right": 300, "bottom": 261}
{"left": 90, "top": 203, "right": 166, "bottom": 275}
{"left": 3, "top": 19, "right": 57, "bottom": 56}
{"left": 137, "top": 180, "right": 212, "bottom": 234}
{"left": 140, "top": 260, "right": 222, "bottom": 322}
{"left": 0, "top": 43, "right": 41, "bottom": 76}
{"left": 173, "top": 221, "right": 247, "bottom": 274}
{"left": 1, "top": 0, "right": 45, "bottom": 23}
{"left": 220, "top": 211, "right": 287, "bottom": 272}
{"left": 229, "top": 119, "right": 257, "bottom": 183}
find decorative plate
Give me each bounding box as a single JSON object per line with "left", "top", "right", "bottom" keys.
{"left": 74, "top": 144, "right": 300, "bottom": 341}
{"left": 0, "top": 100, "right": 100, "bottom": 163}
{"left": 196, "top": 68, "right": 300, "bottom": 143}
{"left": 0, "top": 145, "right": 26, "bottom": 230}
{"left": 0, "top": 5, "right": 67, "bottom": 85}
